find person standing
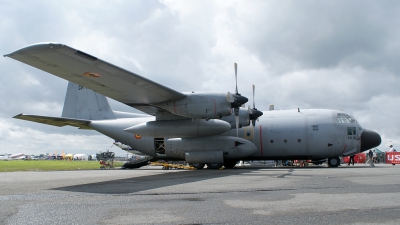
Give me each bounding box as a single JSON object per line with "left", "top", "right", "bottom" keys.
{"left": 372, "top": 150, "right": 377, "bottom": 163}
{"left": 366, "top": 150, "right": 374, "bottom": 167}
{"left": 389, "top": 145, "right": 397, "bottom": 166}
{"left": 348, "top": 155, "right": 355, "bottom": 166}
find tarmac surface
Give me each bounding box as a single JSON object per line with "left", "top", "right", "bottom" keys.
{"left": 1, "top": 163, "right": 400, "bottom": 225}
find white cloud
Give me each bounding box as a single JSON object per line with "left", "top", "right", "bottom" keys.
{"left": 0, "top": 118, "right": 123, "bottom": 155}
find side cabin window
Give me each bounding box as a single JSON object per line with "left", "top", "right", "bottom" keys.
{"left": 347, "top": 127, "right": 356, "bottom": 135}
{"left": 312, "top": 125, "right": 318, "bottom": 131}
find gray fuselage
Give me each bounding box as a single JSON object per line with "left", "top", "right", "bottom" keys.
{"left": 89, "top": 108, "right": 363, "bottom": 161}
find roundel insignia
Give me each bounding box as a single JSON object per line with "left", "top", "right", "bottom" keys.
{"left": 83, "top": 72, "right": 101, "bottom": 78}
{"left": 135, "top": 134, "right": 141, "bottom": 139}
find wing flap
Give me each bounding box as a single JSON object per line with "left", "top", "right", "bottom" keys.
{"left": 13, "top": 114, "right": 92, "bottom": 130}
{"left": 5, "top": 43, "right": 186, "bottom": 107}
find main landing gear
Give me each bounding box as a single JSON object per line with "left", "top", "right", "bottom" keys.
{"left": 189, "top": 160, "right": 238, "bottom": 169}
{"left": 189, "top": 163, "right": 205, "bottom": 169}
{"left": 327, "top": 156, "right": 340, "bottom": 167}
{"left": 206, "top": 163, "right": 224, "bottom": 169}
{"left": 223, "top": 160, "right": 238, "bottom": 169}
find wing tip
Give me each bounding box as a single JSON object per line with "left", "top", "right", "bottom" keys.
{"left": 5, "top": 42, "right": 65, "bottom": 57}
{"left": 13, "top": 113, "right": 24, "bottom": 118}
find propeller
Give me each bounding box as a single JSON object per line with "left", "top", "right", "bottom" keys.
{"left": 227, "top": 63, "right": 248, "bottom": 136}
{"left": 248, "top": 84, "right": 263, "bottom": 126}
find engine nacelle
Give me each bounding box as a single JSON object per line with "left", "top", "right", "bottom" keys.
{"left": 124, "top": 119, "right": 231, "bottom": 138}
{"left": 155, "top": 92, "right": 232, "bottom": 120}
{"left": 165, "top": 136, "right": 258, "bottom": 163}
{"left": 220, "top": 107, "right": 250, "bottom": 128}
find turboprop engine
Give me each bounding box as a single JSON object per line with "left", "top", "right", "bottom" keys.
{"left": 220, "top": 107, "right": 251, "bottom": 128}
{"left": 155, "top": 92, "right": 247, "bottom": 120}
{"left": 164, "top": 136, "right": 258, "bottom": 163}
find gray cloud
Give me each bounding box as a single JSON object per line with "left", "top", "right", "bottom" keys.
{"left": 1, "top": 0, "right": 399, "bottom": 154}
{"left": 235, "top": 1, "right": 400, "bottom": 74}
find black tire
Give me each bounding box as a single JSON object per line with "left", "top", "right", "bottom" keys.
{"left": 327, "top": 157, "right": 340, "bottom": 167}
{"left": 206, "top": 163, "right": 224, "bottom": 169}
{"left": 224, "top": 160, "right": 238, "bottom": 169}
{"left": 190, "top": 163, "right": 205, "bottom": 169}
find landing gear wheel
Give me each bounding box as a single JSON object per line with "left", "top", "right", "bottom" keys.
{"left": 190, "top": 163, "right": 205, "bottom": 170}
{"left": 327, "top": 157, "right": 340, "bottom": 167}
{"left": 206, "top": 163, "right": 224, "bottom": 169}
{"left": 224, "top": 160, "right": 238, "bottom": 169}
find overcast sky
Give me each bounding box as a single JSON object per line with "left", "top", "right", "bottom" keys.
{"left": 1, "top": 0, "right": 399, "bottom": 156}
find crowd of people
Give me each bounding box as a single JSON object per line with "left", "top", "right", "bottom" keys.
{"left": 347, "top": 144, "right": 397, "bottom": 166}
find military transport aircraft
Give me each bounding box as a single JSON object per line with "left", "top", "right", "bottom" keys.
{"left": 5, "top": 43, "right": 381, "bottom": 169}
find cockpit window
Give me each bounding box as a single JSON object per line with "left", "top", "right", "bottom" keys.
{"left": 337, "top": 113, "right": 356, "bottom": 123}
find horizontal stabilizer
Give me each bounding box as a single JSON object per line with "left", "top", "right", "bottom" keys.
{"left": 13, "top": 114, "right": 92, "bottom": 130}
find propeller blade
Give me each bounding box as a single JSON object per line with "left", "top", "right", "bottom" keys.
{"left": 234, "top": 107, "right": 240, "bottom": 137}
{"left": 235, "top": 115, "right": 239, "bottom": 137}
{"left": 234, "top": 63, "right": 238, "bottom": 94}
{"left": 248, "top": 105, "right": 252, "bottom": 114}
{"left": 234, "top": 107, "right": 239, "bottom": 117}
{"left": 249, "top": 84, "right": 263, "bottom": 126}
{"left": 252, "top": 84, "right": 255, "bottom": 109}
{"left": 230, "top": 62, "right": 248, "bottom": 128}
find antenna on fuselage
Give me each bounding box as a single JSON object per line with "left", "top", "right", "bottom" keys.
{"left": 269, "top": 104, "right": 274, "bottom": 111}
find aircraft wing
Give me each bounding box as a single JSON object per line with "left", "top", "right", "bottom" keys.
{"left": 5, "top": 43, "right": 186, "bottom": 115}
{"left": 13, "top": 114, "right": 92, "bottom": 130}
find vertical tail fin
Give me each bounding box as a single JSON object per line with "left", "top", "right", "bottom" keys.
{"left": 61, "top": 82, "right": 116, "bottom": 120}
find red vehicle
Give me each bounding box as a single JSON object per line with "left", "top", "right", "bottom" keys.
{"left": 99, "top": 160, "right": 114, "bottom": 169}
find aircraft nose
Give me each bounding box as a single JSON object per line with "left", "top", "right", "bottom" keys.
{"left": 360, "top": 129, "right": 381, "bottom": 151}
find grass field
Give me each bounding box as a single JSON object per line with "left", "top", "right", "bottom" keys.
{"left": 0, "top": 160, "right": 125, "bottom": 172}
